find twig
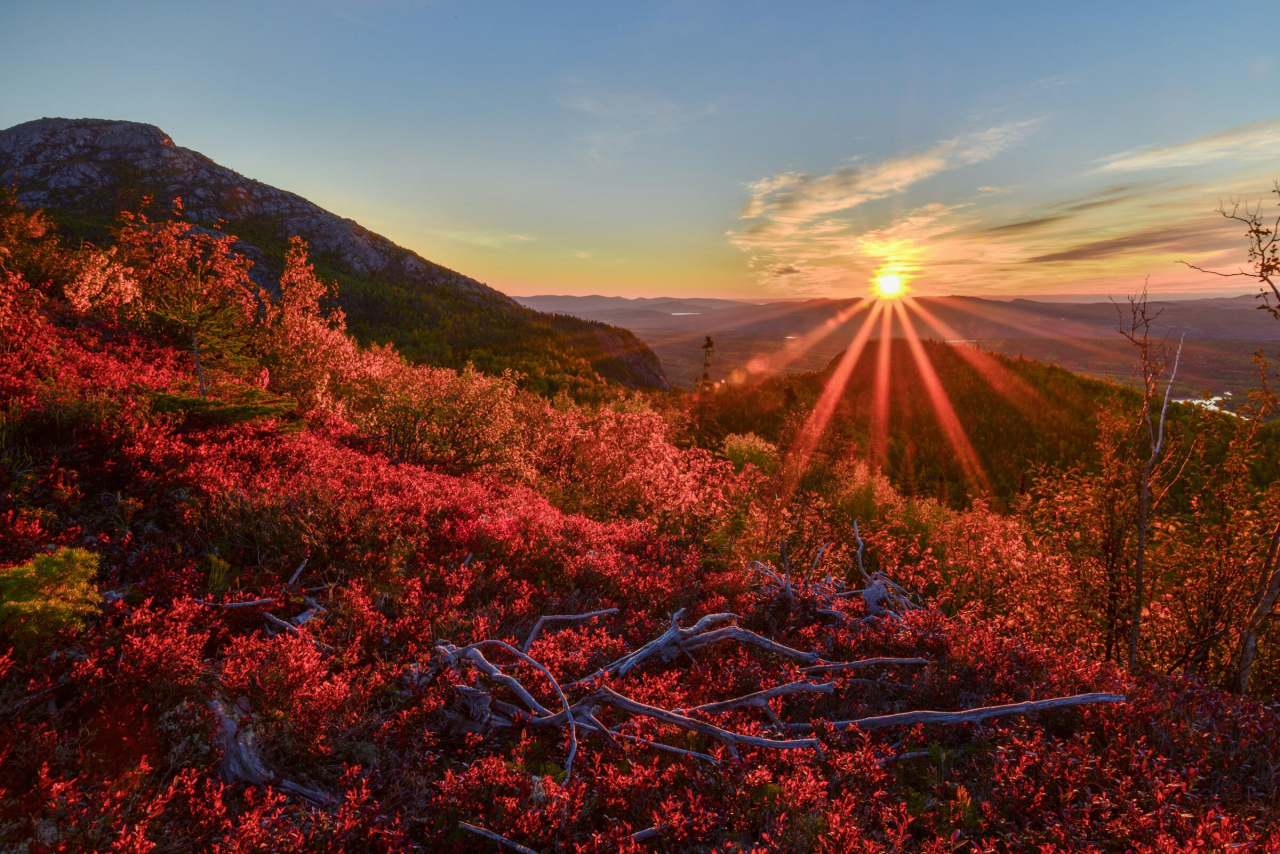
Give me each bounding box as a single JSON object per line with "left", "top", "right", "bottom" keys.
{"left": 198, "top": 598, "right": 275, "bottom": 609}
{"left": 286, "top": 557, "right": 308, "bottom": 588}
{"left": 802, "top": 658, "right": 929, "bottom": 675}
{"left": 263, "top": 612, "right": 300, "bottom": 636}
{"left": 459, "top": 823, "right": 541, "bottom": 854}
{"left": 439, "top": 640, "right": 579, "bottom": 779}
{"left": 595, "top": 686, "right": 824, "bottom": 761}
{"left": 521, "top": 608, "right": 619, "bottom": 653}
{"left": 691, "top": 681, "right": 834, "bottom": 716}
{"left": 789, "top": 692, "right": 1125, "bottom": 733}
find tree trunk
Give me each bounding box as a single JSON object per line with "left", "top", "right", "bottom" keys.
{"left": 192, "top": 332, "right": 207, "bottom": 398}
{"left": 1127, "top": 460, "right": 1153, "bottom": 671}
{"left": 1236, "top": 522, "right": 1280, "bottom": 695}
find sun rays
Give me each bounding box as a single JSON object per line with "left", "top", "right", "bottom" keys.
{"left": 778, "top": 288, "right": 1051, "bottom": 501}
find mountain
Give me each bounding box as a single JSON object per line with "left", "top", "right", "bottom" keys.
{"left": 0, "top": 118, "right": 666, "bottom": 392}
{"left": 522, "top": 292, "right": 1275, "bottom": 393}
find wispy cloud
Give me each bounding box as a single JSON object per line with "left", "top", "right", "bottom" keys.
{"left": 1097, "top": 119, "right": 1280, "bottom": 171}
{"left": 727, "top": 121, "right": 1040, "bottom": 293}
{"left": 738, "top": 121, "right": 1039, "bottom": 227}
{"left": 561, "top": 86, "right": 716, "bottom": 159}
{"left": 431, "top": 230, "right": 535, "bottom": 249}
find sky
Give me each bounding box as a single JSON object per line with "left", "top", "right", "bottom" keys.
{"left": 2, "top": 1, "right": 1278, "bottom": 301}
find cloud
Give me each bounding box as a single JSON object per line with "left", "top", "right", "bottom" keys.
{"left": 561, "top": 87, "right": 714, "bottom": 159}
{"left": 432, "top": 230, "right": 534, "bottom": 249}
{"left": 1097, "top": 119, "right": 1280, "bottom": 172}
{"left": 738, "top": 120, "right": 1039, "bottom": 228}
{"left": 982, "top": 214, "right": 1070, "bottom": 234}
{"left": 1026, "top": 218, "right": 1236, "bottom": 263}
{"left": 728, "top": 122, "right": 1039, "bottom": 293}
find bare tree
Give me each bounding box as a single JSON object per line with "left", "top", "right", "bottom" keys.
{"left": 1183, "top": 183, "right": 1280, "bottom": 319}
{"left": 1182, "top": 183, "right": 1280, "bottom": 694}
{"left": 1114, "top": 285, "right": 1183, "bottom": 672}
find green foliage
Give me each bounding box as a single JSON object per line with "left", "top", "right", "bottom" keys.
{"left": 150, "top": 388, "right": 298, "bottom": 427}
{"left": 704, "top": 339, "right": 1130, "bottom": 508}
{"left": 202, "top": 553, "right": 235, "bottom": 594}
{"left": 0, "top": 548, "right": 101, "bottom": 650}
{"left": 721, "top": 432, "right": 779, "bottom": 474}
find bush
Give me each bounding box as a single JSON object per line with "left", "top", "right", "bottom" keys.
{"left": 722, "top": 431, "right": 780, "bottom": 474}
{"left": 0, "top": 547, "right": 101, "bottom": 650}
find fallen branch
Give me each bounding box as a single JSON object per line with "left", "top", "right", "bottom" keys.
{"left": 210, "top": 697, "right": 334, "bottom": 808}
{"left": 802, "top": 658, "right": 930, "bottom": 675}
{"left": 263, "top": 612, "right": 300, "bottom": 637}
{"left": 691, "top": 680, "right": 834, "bottom": 718}
{"left": 198, "top": 598, "right": 275, "bottom": 609}
{"left": 789, "top": 692, "right": 1126, "bottom": 733}
{"left": 522, "top": 607, "right": 619, "bottom": 653}
{"left": 437, "top": 640, "right": 579, "bottom": 778}
{"left": 568, "top": 609, "right": 737, "bottom": 687}
{"left": 459, "top": 823, "right": 540, "bottom": 854}
{"left": 680, "top": 625, "right": 820, "bottom": 664}
{"left": 594, "top": 686, "right": 824, "bottom": 761}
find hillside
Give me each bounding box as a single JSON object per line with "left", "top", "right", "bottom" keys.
{"left": 702, "top": 339, "right": 1126, "bottom": 507}
{"left": 0, "top": 117, "right": 666, "bottom": 392}
{"left": 3, "top": 192, "right": 1279, "bottom": 851}
{"left": 519, "top": 293, "right": 1272, "bottom": 395}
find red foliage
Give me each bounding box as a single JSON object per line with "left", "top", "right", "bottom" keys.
{"left": 1, "top": 205, "right": 1277, "bottom": 851}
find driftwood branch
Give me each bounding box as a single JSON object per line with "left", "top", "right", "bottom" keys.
{"left": 210, "top": 697, "right": 334, "bottom": 808}
{"left": 788, "top": 692, "right": 1125, "bottom": 733}
{"left": 459, "top": 823, "right": 541, "bottom": 854}
{"left": 198, "top": 597, "right": 275, "bottom": 609}
{"left": 521, "top": 608, "right": 618, "bottom": 653}
{"left": 802, "top": 658, "right": 930, "bottom": 675}
{"left": 690, "top": 680, "right": 834, "bottom": 716}
{"left": 594, "top": 686, "right": 824, "bottom": 761}
{"left": 438, "top": 640, "right": 579, "bottom": 779}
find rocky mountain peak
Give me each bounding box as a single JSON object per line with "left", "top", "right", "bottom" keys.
{"left": 0, "top": 117, "right": 669, "bottom": 389}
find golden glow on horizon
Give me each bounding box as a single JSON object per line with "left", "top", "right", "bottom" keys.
{"left": 872, "top": 272, "right": 906, "bottom": 299}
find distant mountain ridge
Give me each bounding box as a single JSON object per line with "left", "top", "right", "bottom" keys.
{"left": 0, "top": 117, "right": 667, "bottom": 390}
{"left": 521, "top": 293, "right": 1276, "bottom": 393}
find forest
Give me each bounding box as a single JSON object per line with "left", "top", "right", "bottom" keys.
{"left": 1, "top": 190, "right": 1279, "bottom": 851}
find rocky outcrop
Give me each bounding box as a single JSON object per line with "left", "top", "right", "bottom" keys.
{"left": 0, "top": 117, "right": 499, "bottom": 298}
{"left": 0, "top": 118, "right": 667, "bottom": 389}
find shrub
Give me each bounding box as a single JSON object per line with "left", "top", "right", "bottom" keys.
{"left": 0, "top": 547, "right": 101, "bottom": 650}
{"left": 722, "top": 431, "right": 780, "bottom": 474}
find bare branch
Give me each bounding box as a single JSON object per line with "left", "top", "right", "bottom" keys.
{"left": 789, "top": 692, "right": 1125, "bottom": 733}
{"left": 802, "top": 658, "right": 930, "bottom": 675}
{"left": 691, "top": 680, "right": 835, "bottom": 716}
{"left": 595, "top": 686, "right": 824, "bottom": 760}
{"left": 198, "top": 597, "right": 275, "bottom": 609}
{"left": 521, "top": 607, "right": 619, "bottom": 654}
{"left": 459, "top": 823, "right": 541, "bottom": 854}
{"left": 438, "top": 640, "right": 579, "bottom": 779}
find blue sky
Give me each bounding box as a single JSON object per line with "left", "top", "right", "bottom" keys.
{"left": 2, "top": 1, "right": 1278, "bottom": 298}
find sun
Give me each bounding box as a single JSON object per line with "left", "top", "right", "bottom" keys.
{"left": 872, "top": 273, "right": 906, "bottom": 299}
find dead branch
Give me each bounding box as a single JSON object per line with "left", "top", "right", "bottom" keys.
{"left": 593, "top": 686, "right": 824, "bottom": 761}
{"left": 802, "top": 657, "right": 929, "bottom": 675}
{"left": 437, "top": 640, "right": 579, "bottom": 778}
{"left": 521, "top": 607, "right": 619, "bottom": 653}
{"left": 263, "top": 612, "right": 300, "bottom": 636}
{"left": 459, "top": 822, "right": 541, "bottom": 854}
{"left": 210, "top": 697, "right": 334, "bottom": 808}
{"left": 568, "top": 609, "right": 738, "bottom": 686}
{"left": 691, "top": 680, "right": 835, "bottom": 717}
{"left": 198, "top": 597, "right": 275, "bottom": 609}
{"left": 788, "top": 692, "right": 1125, "bottom": 733}
{"left": 286, "top": 556, "right": 308, "bottom": 588}
{"left": 679, "top": 625, "right": 820, "bottom": 664}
